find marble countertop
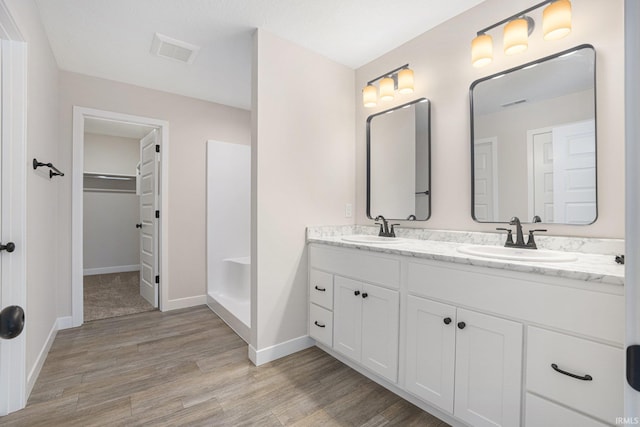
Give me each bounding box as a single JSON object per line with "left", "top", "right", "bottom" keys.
{"left": 307, "top": 226, "right": 625, "bottom": 286}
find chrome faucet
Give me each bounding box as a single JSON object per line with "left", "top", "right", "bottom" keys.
{"left": 374, "top": 215, "right": 398, "bottom": 237}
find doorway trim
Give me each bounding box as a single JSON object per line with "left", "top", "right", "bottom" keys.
{"left": 72, "top": 107, "right": 169, "bottom": 327}
{"left": 0, "top": 0, "right": 27, "bottom": 415}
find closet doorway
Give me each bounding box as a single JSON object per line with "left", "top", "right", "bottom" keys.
{"left": 72, "top": 108, "right": 169, "bottom": 326}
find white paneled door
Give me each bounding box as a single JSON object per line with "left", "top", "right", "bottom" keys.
{"left": 139, "top": 130, "right": 159, "bottom": 307}
{"left": 473, "top": 138, "right": 498, "bottom": 221}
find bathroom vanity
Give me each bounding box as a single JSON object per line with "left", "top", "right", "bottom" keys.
{"left": 306, "top": 226, "right": 624, "bottom": 427}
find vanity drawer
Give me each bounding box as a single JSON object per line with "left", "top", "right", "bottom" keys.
{"left": 526, "top": 326, "right": 622, "bottom": 424}
{"left": 310, "top": 269, "right": 333, "bottom": 309}
{"left": 309, "top": 304, "right": 332, "bottom": 347}
{"left": 525, "top": 393, "right": 607, "bottom": 427}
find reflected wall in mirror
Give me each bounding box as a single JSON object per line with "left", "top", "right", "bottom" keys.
{"left": 367, "top": 98, "right": 431, "bottom": 221}
{"left": 471, "top": 45, "right": 597, "bottom": 225}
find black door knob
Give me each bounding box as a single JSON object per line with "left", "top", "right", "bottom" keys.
{"left": 135, "top": 224, "right": 142, "bottom": 229}
{"left": 457, "top": 321, "right": 466, "bottom": 330}
{"left": 0, "top": 242, "right": 15, "bottom": 253}
{"left": 0, "top": 305, "right": 25, "bottom": 339}
{"left": 354, "top": 290, "right": 360, "bottom": 296}
{"left": 443, "top": 317, "right": 452, "bottom": 325}
{"left": 362, "top": 293, "right": 368, "bottom": 298}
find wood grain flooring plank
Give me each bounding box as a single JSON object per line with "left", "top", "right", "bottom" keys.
{"left": 1, "top": 306, "right": 448, "bottom": 427}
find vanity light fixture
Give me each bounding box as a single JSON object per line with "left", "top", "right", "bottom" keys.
{"left": 362, "top": 64, "right": 414, "bottom": 108}
{"left": 471, "top": 0, "right": 572, "bottom": 68}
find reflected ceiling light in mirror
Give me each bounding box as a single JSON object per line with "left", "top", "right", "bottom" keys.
{"left": 543, "top": 0, "right": 572, "bottom": 40}
{"left": 471, "top": 0, "right": 572, "bottom": 67}
{"left": 362, "top": 64, "right": 414, "bottom": 108}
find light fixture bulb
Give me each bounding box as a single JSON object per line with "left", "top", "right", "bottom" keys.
{"left": 543, "top": 0, "right": 572, "bottom": 40}
{"left": 379, "top": 77, "right": 395, "bottom": 101}
{"left": 504, "top": 18, "right": 529, "bottom": 55}
{"left": 471, "top": 34, "right": 493, "bottom": 68}
{"left": 363, "top": 85, "right": 377, "bottom": 108}
{"left": 398, "top": 69, "right": 414, "bottom": 94}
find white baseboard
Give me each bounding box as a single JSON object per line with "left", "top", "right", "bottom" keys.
{"left": 206, "top": 295, "right": 249, "bottom": 344}
{"left": 83, "top": 265, "right": 140, "bottom": 276}
{"left": 163, "top": 295, "right": 207, "bottom": 311}
{"left": 26, "top": 319, "right": 58, "bottom": 399}
{"left": 57, "top": 316, "right": 73, "bottom": 330}
{"left": 248, "top": 335, "right": 315, "bottom": 366}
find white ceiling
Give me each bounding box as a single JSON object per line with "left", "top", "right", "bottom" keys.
{"left": 35, "top": 0, "right": 485, "bottom": 110}
{"left": 85, "top": 117, "right": 157, "bottom": 139}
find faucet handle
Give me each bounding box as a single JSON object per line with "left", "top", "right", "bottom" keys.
{"left": 526, "top": 229, "right": 547, "bottom": 249}
{"left": 375, "top": 222, "right": 385, "bottom": 236}
{"left": 389, "top": 224, "right": 400, "bottom": 237}
{"left": 496, "top": 227, "right": 514, "bottom": 246}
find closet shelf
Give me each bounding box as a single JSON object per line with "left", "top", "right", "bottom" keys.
{"left": 83, "top": 172, "right": 135, "bottom": 180}
{"left": 84, "top": 172, "right": 137, "bottom": 193}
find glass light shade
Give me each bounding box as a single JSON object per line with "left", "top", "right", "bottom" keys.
{"left": 363, "top": 85, "right": 377, "bottom": 108}
{"left": 504, "top": 18, "right": 529, "bottom": 55}
{"left": 398, "top": 69, "right": 414, "bottom": 94}
{"left": 379, "top": 77, "right": 395, "bottom": 101}
{"left": 543, "top": 0, "right": 572, "bottom": 40}
{"left": 471, "top": 34, "right": 493, "bottom": 68}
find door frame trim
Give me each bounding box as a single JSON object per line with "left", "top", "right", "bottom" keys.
{"left": 0, "top": 0, "right": 27, "bottom": 415}
{"left": 71, "top": 107, "right": 169, "bottom": 326}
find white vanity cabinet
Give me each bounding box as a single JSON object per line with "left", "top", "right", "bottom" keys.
{"left": 334, "top": 276, "right": 399, "bottom": 383}
{"left": 307, "top": 242, "right": 624, "bottom": 427}
{"left": 405, "top": 295, "right": 523, "bottom": 427}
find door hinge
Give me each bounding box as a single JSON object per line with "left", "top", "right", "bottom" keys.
{"left": 155, "top": 144, "right": 160, "bottom": 153}
{"left": 155, "top": 275, "right": 159, "bottom": 284}
{"left": 155, "top": 210, "right": 160, "bottom": 219}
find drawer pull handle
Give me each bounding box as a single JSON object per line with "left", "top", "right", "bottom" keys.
{"left": 314, "top": 321, "right": 326, "bottom": 328}
{"left": 362, "top": 293, "right": 368, "bottom": 299}
{"left": 457, "top": 321, "right": 466, "bottom": 329}
{"left": 314, "top": 285, "right": 326, "bottom": 292}
{"left": 443, "top": 317, "right": 452, "bottom": 325}
{"left": 551, "top": 363, "right": 593, "bottom": 381}
{"left": 354, "top": 290, "right": 360, "bottom": 296}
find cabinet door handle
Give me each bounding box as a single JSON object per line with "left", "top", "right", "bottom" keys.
{"left": 314, "top": 285, "right": 326, "bottom": 292}
{"left": 314, "top": 321, "right": 326, "bottom": 328}
{"left": 443, "top": 317, "right": 452, "bottom": 325}
{"left": 457, "top": 321, "right": 466, "bottom": 329}
{"left": 551, "top": 363, "right": 593, "bottom": 381}
{"left": 354, "top": 290, "right": 360, "bottom": 296}
{"left": 362, "top": 293, "right": 368, "bottom": 299}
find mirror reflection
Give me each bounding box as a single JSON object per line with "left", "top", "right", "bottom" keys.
{"left": 471, "top": 45, "right": 596, "bottom": 224}
{"left": 367, "top": 98, "right": 431, "bottom": 221}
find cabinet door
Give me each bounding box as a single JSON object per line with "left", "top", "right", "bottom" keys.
{"left": 333, "top": 276, "right": 362, "bottom": 361}
{"left": 361, "top": 282, "right": 399, "bottom": 383}
{"left": 454, "top": 308, "right": 523, "bottom": 427}
{"left": 405, "top": 296, "right": 456, "bottom": 413}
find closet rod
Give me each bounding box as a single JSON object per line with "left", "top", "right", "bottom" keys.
{"left": 33, "top": 158, "right": 64, "bottom": 178}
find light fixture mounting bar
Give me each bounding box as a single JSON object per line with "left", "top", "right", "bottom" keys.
{"left": 476, "top": 0, "right": 554, "bottom": 35}
{"left": 367, "top": 64, "right": 410, "bottom": 86}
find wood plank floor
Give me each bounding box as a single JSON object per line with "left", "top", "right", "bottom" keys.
{"left": 2, "top": 306, "right": 449, "bottom": 426}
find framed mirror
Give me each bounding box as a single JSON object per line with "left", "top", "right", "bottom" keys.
{"left": 470, "top": 44, "right": 597, "bottom": 224}
{"left": 367, "top": 98, "right": 431, "bottom": 221}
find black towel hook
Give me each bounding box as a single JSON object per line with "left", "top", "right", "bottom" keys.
{"left": 33, "top": 158, "right": 64, "bottom": 178}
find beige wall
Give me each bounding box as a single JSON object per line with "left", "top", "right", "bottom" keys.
{"left": 84, "top": 133, "right": 139, "bottom": 175}
{"left": 355, "top": 0, "right": 625, "bottom": 238}
{"left": 252, "top": 30, "right": 355, "bottom": 351}
{"left": 58, "top": 71, "right": 251, "bottom": 313}
{"left": 6, "top": 0, "right": 61, "bottom": 382}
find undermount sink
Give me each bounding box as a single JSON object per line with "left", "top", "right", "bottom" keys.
{"left": 341, "top": 235, "right": 405, "bottom": 244}
{"left": 456, "top": 244, "right": 577, "bottom": 263}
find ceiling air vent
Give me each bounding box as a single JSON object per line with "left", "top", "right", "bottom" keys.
{"left": 150, "top": 33, "right": 200, "bottom": 64}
